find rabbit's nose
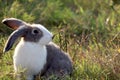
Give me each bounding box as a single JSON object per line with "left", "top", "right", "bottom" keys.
{"left": 52, "top": 34, "right": 55, "bottom": 39}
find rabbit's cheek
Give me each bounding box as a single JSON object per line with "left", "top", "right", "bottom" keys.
{"left": 38, "top": 36, "right": 52, "bottom": 45}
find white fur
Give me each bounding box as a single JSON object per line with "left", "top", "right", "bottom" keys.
{"left": 13, "top": 24, "right": 53, "bottom": 80}
{"left": 31, "top": 24, "right": 53, "bottom": 45}
{"left": 13, "top": 39, "right": 47, "bottom": 80}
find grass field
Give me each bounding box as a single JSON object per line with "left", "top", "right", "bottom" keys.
{"left": 0, "top": 0, "right": 120, "bottom": 80}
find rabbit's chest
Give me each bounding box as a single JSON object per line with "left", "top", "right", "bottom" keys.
{"left": 13, "top": 41, "right": 47, "bottom": 75}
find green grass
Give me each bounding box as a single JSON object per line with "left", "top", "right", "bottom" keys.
{"left": 0, "top": 33, "right": 120, "bottom": 80}
{"left": 0, "top": 0, "right": 120, "bottom": 80}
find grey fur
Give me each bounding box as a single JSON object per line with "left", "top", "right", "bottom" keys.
{"left": 2, "top": 18, "right": 73, "bottom": 79}
{"left": 3, "top": 27, "right": 28, "bottom": 52}
{"left": 40, "top": 42, "right": 73, "bottom": 78}
{"left": 23, "top": 27, "right": 43, "bottom": 42}
{"left": 3, "top": 26, "right": 43, "bottom": 53}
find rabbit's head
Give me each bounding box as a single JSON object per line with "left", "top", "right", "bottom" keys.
{"left": 2, "top": 18, "right": 53, "bottom": 52}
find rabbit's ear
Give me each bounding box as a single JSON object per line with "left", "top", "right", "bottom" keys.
{"left": 2, "top": 18, "right": 26, "bottom": 30}
{"left": 3, "top": 27, "right": 28, "bottom": 53}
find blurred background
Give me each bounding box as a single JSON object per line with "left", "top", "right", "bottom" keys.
{"left": 0, "top": 0, "right": 120, "bottom": 80}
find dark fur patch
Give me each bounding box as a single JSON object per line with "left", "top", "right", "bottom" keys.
{"left": 40, "top": 42, "right": 73, "bottom": 78}
{"left": 23, "top": 26, "right": 43, "bottom": 42}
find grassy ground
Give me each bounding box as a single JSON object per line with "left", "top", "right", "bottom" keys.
{"left": 0, "top": 0, "right": 120, "bottom": 80}
{"left": 0, "top": 32, "right": 120, "bottom": 80}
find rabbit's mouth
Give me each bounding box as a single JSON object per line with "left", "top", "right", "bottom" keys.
{"left": 52, "top": 34, "right": 55, "bottom": 39}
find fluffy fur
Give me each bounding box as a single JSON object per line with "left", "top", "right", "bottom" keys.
{"left": 13, "top": 24, "right": 53, "bottom": 80}
{"left": 2, "top": 18, "right": 73, "bottom": 80}
{"left": 14, "top": 39, "right": 47, "bottom": 80}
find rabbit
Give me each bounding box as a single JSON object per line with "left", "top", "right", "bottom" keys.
{"left": 2, "top": 18, "right": 73, "bottom": 80}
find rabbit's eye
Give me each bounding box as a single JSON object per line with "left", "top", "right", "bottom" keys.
{"left": 32, "top": 29, "right": 39, "bottom": 35}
